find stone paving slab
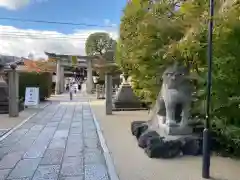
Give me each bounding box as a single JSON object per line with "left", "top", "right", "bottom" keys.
{"left": 0, "top": 101, "right": 50, "bottom": 132}
{"left": 0, "top": 97, "right": 110, "bottom": 180}
{"left": 0, "top": 169, "right": 11, "bottom": 180}
{"left": 48, "top": 138, "right": 67, "bottom": 149}
{"left": 8, "top": 158, "right": 41, "bottom": 179}
{"left": 85, "top": 164, "right": 109, "bottom": 180}
{"left": 60, "top": 156, "right": 84, "bottom": 177}
{"left": 40, "top": 149, "right": 64, "bottom": 165}
{"left": 32, "top": 165, "right": 60, "bottom": 180}
{"left": 0, "top": 130, "right": 9, "bottom": 138}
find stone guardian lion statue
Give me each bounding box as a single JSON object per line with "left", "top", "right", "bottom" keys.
{"left": 159, "top": 62, "right": 192, "bottom": 126}
{"left": 131, "top": 63, "right": 201, "bottom": 158}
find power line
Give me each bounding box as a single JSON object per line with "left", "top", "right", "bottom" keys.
{"left": 0, "top": 31, "right": 88, "bottom": 37}
{"left": 0, "top": 34, "right": 87, "bottom": 40}
{"left": 0, "top": 17, "right": 116, "bottom": 28}
{"left": 0, "top": 32, "right": 87, "bottom": 38}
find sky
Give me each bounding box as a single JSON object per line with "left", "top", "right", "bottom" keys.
{"left": 0, "top": 0, "right": 126, "bottom": 59}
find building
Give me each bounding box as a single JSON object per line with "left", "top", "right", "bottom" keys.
{"left": 0, "top": 55, "right": 24, "bottom": 66}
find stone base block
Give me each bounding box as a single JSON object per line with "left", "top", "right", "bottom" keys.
{"left": 113, "top": 101, "right": 142, "bottom": 109}
{"left": 97, "top": 97, "right": 105, "bottom": 100}
{"left": 0, "top": 102, "right": 24, "bottom": 114}
{"left": 131, "top": 120, "right": 202, "bottom": 159}
{"left": 131, "top": 121, "right": 145, "bottom": 135}
{"left": 131, "top": 121, "right": 148, "bottom": 139}
{"left": 145, "top": 137, "right": 182, "bottom": 158}
{"left": 0, "top": 102, "right": 8, "bottom": 114}
{"left": 138, "top": 130, "right": 159, "bottom": 148}
{"left": 181, "top": 137, "right": 202, "bottom": 155}
{"left": 159, "top": 124, "right": 193, "bottom": 136}
{"left": 142, "top": 133, "right": 202, "bottom": 159}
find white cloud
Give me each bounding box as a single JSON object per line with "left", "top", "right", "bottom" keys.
{"left": 104, "top": 19, "right": 117, "bottom": 27}
{"left": 0, "top": 0, "right": 49, "bottom": 10}
{"left": 0, "top": 0, "right": 30, "bottom": 10}
{"left": 0, "top": 25, "right": 118, "bottom": 59}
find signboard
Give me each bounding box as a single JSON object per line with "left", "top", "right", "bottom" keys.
{"left": 24, "top": 87, "right": 39, "bottom": 106}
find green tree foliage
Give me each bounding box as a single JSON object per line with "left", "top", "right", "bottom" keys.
{"left": 85, "top": 32, "right": 118, "bottom": 82}
{"left": 118, "top": 0, "right": 186, "bottom": 101}
{"left": 85, "top": 32, "right": 116, "bottom": 56}
{"left": 118, "top": 0, "right": 240, "bottom": 156}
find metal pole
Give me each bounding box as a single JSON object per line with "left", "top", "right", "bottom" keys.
{"left": 202, "top": 0, "right": 214, "bottom": 178}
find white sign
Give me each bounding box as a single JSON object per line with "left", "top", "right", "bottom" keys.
{"left": 24, "top": 87, "right": 39, "bottom": 106}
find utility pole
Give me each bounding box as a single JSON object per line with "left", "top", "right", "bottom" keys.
{"left": 202, "top": 0, "right": 214, "bottom": 178}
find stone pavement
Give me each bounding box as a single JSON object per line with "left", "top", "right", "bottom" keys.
{"left": 0, "top": 101, "right": 50, "bottom": 131}
{"left": 0, "top": 95, "right": 110, "bottom": 180}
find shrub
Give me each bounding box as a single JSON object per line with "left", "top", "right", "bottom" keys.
{"left": 19, "top": 72, "right": 52, "bottom": 101}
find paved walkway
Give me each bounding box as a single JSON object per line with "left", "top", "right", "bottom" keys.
{"left": 0, "top": 94, "right": 109, "bottom": 180}
{"left": 0, "top": 101, "right": 50, "bottom": 131}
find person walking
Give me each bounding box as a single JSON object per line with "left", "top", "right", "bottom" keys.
{"left": 73, "top": 82, "right": 78, "bottom": 94}
{"left": 79, "top": 82, "right": 82, "bottom": 91}
{"left": 69, "top": 84, "right": 73, "bottom": 100}
{"left": 66, "top": 84, "right": 69, "bottom": 91}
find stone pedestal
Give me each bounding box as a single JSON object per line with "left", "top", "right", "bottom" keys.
{"left": 156, "top": 115, "right": 193, "bottom": 136}
{"left": 131, "top": 119, "right": 202, "bottom": 158}
{"left": 158, "top": 123, "right": 193, "bottom": 136}
{"left": 105, "top": 73, "right": 112, "bottom": 115}
{"left": 113, "top": 83, "right": 142, "bottom": 109}
{"left": 8, "top": 70, "right": 19, "bottom": 117}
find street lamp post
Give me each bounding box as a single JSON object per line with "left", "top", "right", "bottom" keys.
{"left": 202, "top": 0, "right": 214, "bottom": 178}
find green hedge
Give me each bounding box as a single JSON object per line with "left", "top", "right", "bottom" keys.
{"left": 19, "top": 72, "right": 52, "bottom": 101}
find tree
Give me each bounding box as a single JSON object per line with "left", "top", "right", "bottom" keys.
{"left": 118, "top": 0, "right": 186, "bottom": 102}
{"left": 85, "top": 32, "right": 118, "bottom": 82}
{"left": 85, "top": 32, "right": 116, "bottom": 56}
{"left": 118, "top": 0, "right": 240, "bottom": 156}
{"left": 24, "top": 59, "right": 55, "bottom": 73}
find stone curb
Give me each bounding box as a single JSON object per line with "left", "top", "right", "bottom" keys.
{"left": 89, "top": 102, "right": 120, "bottom": 180}
{"left": 0, "top": 101, "right": 51, "bottom": 142}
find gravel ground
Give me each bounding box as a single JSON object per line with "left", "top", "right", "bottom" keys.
{"left": 90, "top": 99, "right": 240, "bottom": 180}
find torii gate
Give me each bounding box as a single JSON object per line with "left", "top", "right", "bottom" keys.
{"left": 45, "top": 52, "right": 99, "bottom": 94}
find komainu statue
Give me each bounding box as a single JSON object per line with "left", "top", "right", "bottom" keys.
{"left": 131, "top": 63, "right": 202, "bottom": 158}
{"left": 160, "top": 64, "right": 192, "bottom": 126}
